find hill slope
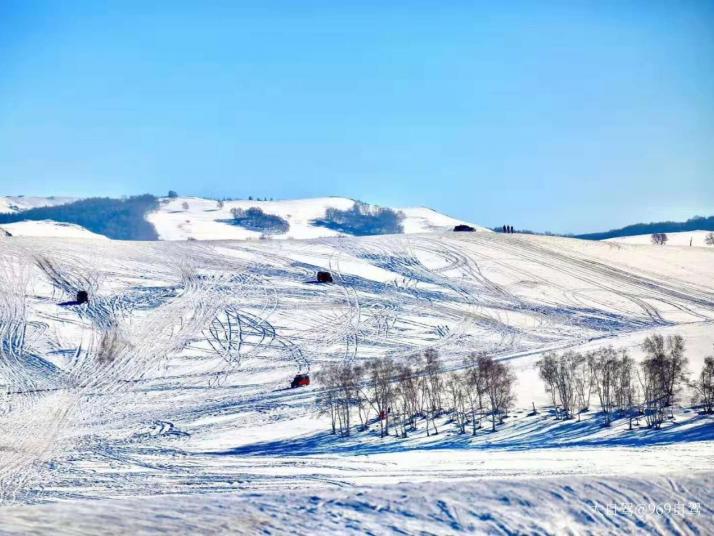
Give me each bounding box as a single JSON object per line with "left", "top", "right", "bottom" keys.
{"left": 0, "top": 195, "right": 159, "bottom": 240}
{"left": 606, "top": 230, "right": 713, "bottom": 247}
{"left": 577, "top": 215, "right": 714, "bottom": 240}
{"left": 147, "top": 196, "right": 486, "bottom": 240}
{"left": 0, "top": 220, "right": 109, "bottom": 240}
{"left": 0, "top": 195, "right": 485, "bottom": 240}
{"left": 0, "top": 231, "right": 712, "bottom": 533}
{"left": 0, "top": 196, "right": 78, "bottom": 214}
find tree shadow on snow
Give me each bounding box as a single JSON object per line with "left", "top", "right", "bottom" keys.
{"left": 204, "top": 413, "right": 714, "bottom": 458}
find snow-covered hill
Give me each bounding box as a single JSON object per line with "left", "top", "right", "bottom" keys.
{"left": 0, "top": 231, "right": 712, "bottom": 532}
{"left": 0, "top": 196, "right": 77, "bottom": 214}
{"left": 0, "top": 220, "right": 108, "bottom": 240}
{"left": 606, "top": 229, "right": 713, "bottom": 247}
{"left": 147, "top": 196, "right": 487, "bottom": 240}
{"left": 0, "top": 195, "right": 486, "bottom": 240}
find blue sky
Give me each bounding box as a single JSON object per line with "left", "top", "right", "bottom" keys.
{"left": 0, "top": 1, "right": 712, "bottom": 233}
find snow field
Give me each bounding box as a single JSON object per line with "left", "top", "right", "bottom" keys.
{"left": 1, "top": 474, "right": 711, "bottom": 535}
{"left": 0, "top": 221, "right": 108, "bottom": 240}
{"left": 606, "top": 230, "right": 714, "bottom": 248}
{"left": 0, "top": 231, "right": 712, "bottom": 533}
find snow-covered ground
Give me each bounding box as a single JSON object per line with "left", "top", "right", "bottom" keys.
{"left": 147, "top": 196, "right": 487, "bottom": 240}
{"left": 0, "top": 196, "right": 77, "bottom": 214}
{"left": 3, "top": 473, "right": 711, "bottom": 535}
{"left": 0, "top": 232, "right": 712, "bottom": 533}
{"left": 606, "top": 230, "right": 713, "bottom": 247}
{"left": 0, "top": 220, "right": 109, "bottom": 240}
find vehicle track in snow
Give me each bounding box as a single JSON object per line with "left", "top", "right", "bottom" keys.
{"left": 1, "top": 233, "right": 713, "bottom": 506}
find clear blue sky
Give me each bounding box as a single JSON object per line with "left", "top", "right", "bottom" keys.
{"left": 1, "top": 1, "right": 712, "bottom": 233}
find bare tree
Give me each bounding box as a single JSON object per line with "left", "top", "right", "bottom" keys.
{"left": 316, "top": 363, "right": 362, "bottom": 437}
{"left": 642, "top": 334, "right": 688, "bottom": 407}
{"left": 316, "top": 367, "right": 339, "bottom": 435}
{"left": 640, "top": 334, "right": 688, "bottom": 428}
{"left": 614, "top": 350, "right": 639, "bottom": 429}
{"left": 392, "top": 363, "right": 414, "bottom": 438}
{"left": 479, "top": 355, "right": 516, "bottom": 431}
{"left": 352, "top": 364, "right": 371, "bottom": 431}
{"left": 651, "top": 233, "right": 668, "bottom": 245}
{"left": 366, "top": 357, "right": 396, "bottom": 438}
{"left": 395, "top": 359, "right": 420, "bottom": 433}
{"left": 537, "top": 352, "right": 561, "bottom": 417}
{"left": 588, "top": 347, "right": 619, "bottom": 425}
{"left": 638, "top": 362, "right": 664, "bottom": 429}
{"left": 464, "top": 352, "right": 487, "bottom": 435}
{"left": 445, "top": 372, "right": 468, "bottom": 434}
{"left": 555, "top": 351, "right": 578, "bottom": 419}
{"left": 422, "top": 349, "right": 443, "bottom": 436}
{"left": 691, "top": 351, "right": 714, "bottom": 414}
{"left": 571, "top": 352, "right": 592, "bottom": 420}
{"left": 537, "top": 351, "right": 590, "bottom": 420}
{"left": 338, "top": 364, "right": 359, "bottom": 436}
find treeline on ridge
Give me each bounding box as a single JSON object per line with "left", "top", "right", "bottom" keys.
{"left": 576, "top": 215, "right": 714, "bottom": 241}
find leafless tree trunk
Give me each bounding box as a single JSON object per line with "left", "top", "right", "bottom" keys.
{"left": 572, "top": 352, "right": 592, "bottom": 420}
{"left": 464, "top": 353, "right": 486, "bottom": 435}
{"left": 691, "top": 353, "right": 714, "bottom": 414}
{"left": 537, "top": 352, "right": 561, "bottom": 418}
{"left": 423, "top": 349, "right": 443, "bottom": 435}
{"left": 641, "top": 334, "right": 688, "bottom": 423}
{"left": 616, "top": 350, "right": 638, "bottom": 429}
{"left": 538, "top": 351, "right": 582, "bottom": 420}
{"left": 366, "top": 357, "right": 396, "bottom": 438}
{"left": 588, "top": 347, "right": 618, "bottom": 425}
{"left": 479, "top": 354, "right": 516, "bottom": 431}
{"left": 651, "top": 233, "right": 668, "bottom": 245}
{"left": 445, "top": 372, "right": 467, "bottom": 434}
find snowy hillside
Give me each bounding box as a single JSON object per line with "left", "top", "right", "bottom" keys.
{"left": 606, "top": 230, "right": 714, "bottom": 247}
{"left": 0, "top": 196, "right": 77, "bottom": 214}
{"left": 0, "top": 220, "right": 108, "bottom": 240}
{"left": 147, "top": 196, "right": 487, "bottom": 240}
{"left": 0, "top": 231, "right": 712, "bottom": 533}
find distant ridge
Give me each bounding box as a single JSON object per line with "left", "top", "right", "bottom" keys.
{"left": 147, "top": 196, "right": 487, "bottom": 240}
{"left": 0, "top": 195, "right": 159, "bottom": 240}
{"left": 0, "top": 195, "right": 485, "bottom": 240}
{"left": 576, "top": 215, "right": 714, "bottom": 241}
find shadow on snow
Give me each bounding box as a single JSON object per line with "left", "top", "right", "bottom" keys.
{"left": 204, "top": 413, "right": 714, "bottom": 458}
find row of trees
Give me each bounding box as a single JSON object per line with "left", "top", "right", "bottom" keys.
{"left": 538, "top": 335, "right": 713, "bottom": 428}
{"left": 316, "top": 349, "right": 516, "bottom": 438}
{"left": 317, "top": 336, "right": 713, "bottom": 437}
